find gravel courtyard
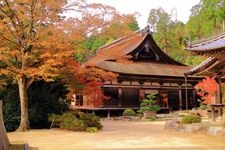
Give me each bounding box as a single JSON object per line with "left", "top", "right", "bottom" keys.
{"left": 8, "top": 120, "right": 225, "bottom": 150}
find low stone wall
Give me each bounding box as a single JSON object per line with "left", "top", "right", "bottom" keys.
{"left": 164, "top": 120, "right": 225, "bottom": 136}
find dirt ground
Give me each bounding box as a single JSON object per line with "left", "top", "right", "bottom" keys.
{"left": 8, "top": 120, "right": 225, "bottom": 150}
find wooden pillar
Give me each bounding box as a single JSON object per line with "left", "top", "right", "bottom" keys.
{"left": 139, "top": 89, "right": 145, "bottom": 103}
{"left": 216, "top": 74, "right": 222, "bottom": 117}
{"left": 139, "top": 80, "right": 145, "bottom": 106}
{"left": 192, "top": 90, "right": 196, "bottom": 107}
{"left": 216, "top": 74, "right": 222, "bottom": 104}
{"left": 179, "top": 85, "right": 183, "bottom": 110}
{"left": 0, "top": 101, "right": 10, "bottom": 150}
{"left": 211, "top": 106, "right": 216, "bottom": 122}
{"left": 118, "top": 88, "right": 122, "bottom": 107}
{"left": 185, "top": 75, "right": 188, "bottom": 110}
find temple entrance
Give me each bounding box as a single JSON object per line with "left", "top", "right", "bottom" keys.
{"left": 168, "top": 90, "right": 179, "bottom": 110}
{"left": 121, "top": 88, "right": 139, "bottom": 107}
{"left": 103, "top": 87, "right": 119, "bottom": 107}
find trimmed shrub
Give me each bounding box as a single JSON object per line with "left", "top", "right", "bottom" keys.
{"left": 59, "top": 112, "right": 86, "bottom": 131}
{"left": 199, "top": 104, "right": 207, "bottom": 110}
{"left": 49, "top": 111, "right": 102, "bottom": 131}
{"left": 139, "top": 94, "right": 160, "bottom": 113}
{"left": 138, "top": 93, "right": 160, "bottom": 119}
{"left": 181, "top": 114, "right": 201, "bottom": 124}
{"left": 122, "top": 108, "right": 136, "bottom": 116}
{"left": 86, "top": 127, "right": 98, "bottom": 132}
{"left": 80, "top": 113, "right": 102, "bottom": 130}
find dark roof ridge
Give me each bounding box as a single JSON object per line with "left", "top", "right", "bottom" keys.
{"left": 190, "top": 32, "right": 225, "bottom": 47}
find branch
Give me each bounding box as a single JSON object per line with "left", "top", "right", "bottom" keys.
{"left": 0, "top": 33, "right": 18, "bottom": 45}
{"left": 1, "top": 0, "right": 21, "bottom": 35}
{"left": 3, "top": 0, "right": 24, "bottom": 32}
{"left": 35, "top": 0, "right": 46, "bottom": 40}
{"left": 26, "top": 78, "right": 34, "bottom": 89}
{"left": 27, "top": 0, "right": 37, "bottom": 40}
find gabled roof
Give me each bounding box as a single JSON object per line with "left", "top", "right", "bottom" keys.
{"left": 185, "top": 32, "right": 225, "bottom": 76}
{"left": 85, "top": 30, "right": 146, "bottom": 65}
{"left": 184, "top": 57, "right": 218, "bottom": 75}
{"left": 85, "top": 27, "right": 191, "bottom": 77}
{"left": 186, "top": 32, "right": 225, "bottom": 54}
{"left": 185, "top": 51, "right": 225, "bottom": 76}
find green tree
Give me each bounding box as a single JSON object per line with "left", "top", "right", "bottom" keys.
{"left": 76, "top": 14, "right": 140, "bottom": 63}
{"left": 148, "top": 8, "right": 189, "bottom": 63}
{"left": 200, "top": 0, "right": 225, "bottom": 36}
{"left": 148, "top": 8, "right": 172, "bottom": 52}
{"left": 185, "top": 3, "right": 203, "bottom": 40}
{"left": 127, "top": 15, "right": 139, "bottom": 31}
{"left": 186, "top": 0, "right": 225, "bottom": 40}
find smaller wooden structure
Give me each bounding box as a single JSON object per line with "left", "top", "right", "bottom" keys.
{"left": 185, "top": 32, "right": 225, "bottom": 121}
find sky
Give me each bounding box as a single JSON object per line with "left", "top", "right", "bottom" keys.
{"left": 88, "top": 0, "right": 200, "bottom": 28}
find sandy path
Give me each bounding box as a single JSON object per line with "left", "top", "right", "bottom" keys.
{"left": 8, "top": 120, "right": 225, "bottom": 150}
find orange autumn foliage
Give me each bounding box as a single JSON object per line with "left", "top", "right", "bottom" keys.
{"left": 195, "top": 76, "right": 218, "bottom": 104}
{"left": 0, "top": 0, "right": 128, "bottom": 131}
{"left": 60, "top": 59, "right": 117, "bottom": 107}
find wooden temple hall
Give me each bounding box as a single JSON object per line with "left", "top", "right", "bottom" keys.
{"left": 74, "top": 26, "right": 202, "bottom": 113}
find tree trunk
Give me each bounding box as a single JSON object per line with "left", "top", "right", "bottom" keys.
{"left": 17, "top": 77, "right": 29, "bottom": 131}
{"left": 0, "top": 101, "right": 10, "bottom": 150}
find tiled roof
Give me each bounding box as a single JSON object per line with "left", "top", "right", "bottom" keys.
{"left": 186, "top": 32, "right": 225, "bottom": 53}
{"left": 85, "top": 31, "right": 147, "bottom": 65}
{"left": 185, "top": 51, "right": 225, "bottom": 76}
{"left": 97, "top": 61, "right": 191, "bottom": 77}
{"left": 185, "top": 32, "right": 225, "bottom": 76}
{"left": 184, "top": 57, "right": 218, "bottom": 75}
{"left": 85, "top": 29, "right": 190, "bottom": 77}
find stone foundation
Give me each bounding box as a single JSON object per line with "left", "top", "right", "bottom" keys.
{"left": 164, "top": 120, "right": 225, "bottom": 136}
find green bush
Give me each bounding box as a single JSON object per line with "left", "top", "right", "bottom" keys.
{"left": 49, "top": 111, "right": 102, "bottom": 131}
{"left": 48, "top": 114, "right": 61, "bottom": 128}
{"left": 80, "top": 113, "right": 102, "bottom": 130}
{"left": 86, "top": 127, "right": 98, "bottom": 132}
{"left": 122, "top": 108, "right": 136, "bottom": 116}
{"left": 181, "top": 114, "right": 201, "bottom": 124}
{"left": 199, "top": 103, "right": 207, "bottom": 110}
{"left": 60, "top": 113, "right": 85, "bottom": 131}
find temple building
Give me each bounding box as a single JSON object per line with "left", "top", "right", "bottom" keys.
{"left": 185, "top": 32, "right": 225, "bottom": 120}
{"left": 75, "top": 27, "right": 201, "bottom": 112}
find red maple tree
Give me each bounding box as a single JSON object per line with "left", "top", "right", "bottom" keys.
{"left": 195, "top": 76, "right": 218, "bottom": 104}
{"left": 60, "top": 59, "right": 117, "bottom": 107}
